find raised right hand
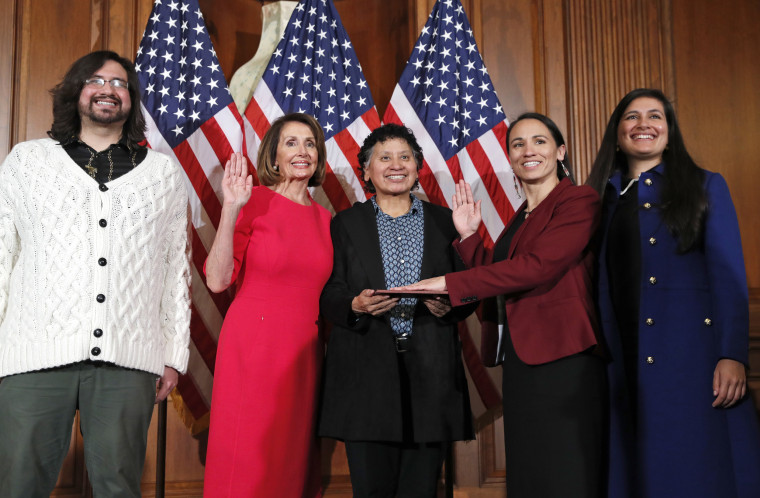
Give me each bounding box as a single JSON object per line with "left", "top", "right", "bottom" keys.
{"left": 222, "top": 152, "right": 253, "bottom": 208}
{"left": 452, "top": 180, "right": 481, "bottom": 240}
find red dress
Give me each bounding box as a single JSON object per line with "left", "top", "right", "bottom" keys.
{"left": 204, "top": 186, "right": 333, "bottom": 497}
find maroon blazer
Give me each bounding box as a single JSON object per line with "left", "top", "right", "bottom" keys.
{"left": 446, "top": 178, "right": 601, "bottom": 365}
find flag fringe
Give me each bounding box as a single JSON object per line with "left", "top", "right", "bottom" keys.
{"left": 171, "top": 389, "right": 211, "bottom": 435}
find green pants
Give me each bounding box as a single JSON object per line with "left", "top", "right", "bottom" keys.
{"left": 0, "top": 362, "right": 156, "bottom": 498}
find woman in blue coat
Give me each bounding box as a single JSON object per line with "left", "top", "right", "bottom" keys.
{"left": 586, "top": 88, "right": 760, "bottom": 497}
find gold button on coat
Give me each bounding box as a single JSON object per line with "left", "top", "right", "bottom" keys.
{"left": 646, "top": 318, "right": 654, "bottom": 326}
{"left": 649, "top": 237, "right": 657, "bottom": 245}
{"left": 646, "top": 356, "right": 655, "bottom": 364}
{"left": 643, "top": 202, "right": 652, "bottom": 209}
{"left": 649, "top": 276, "right": 657, "bottom": 285}
{"left": 644, "top": 178, "right": 653, "bottom": 186}
{"left": 704, "top": 318, "right": 712, "bottom": 326}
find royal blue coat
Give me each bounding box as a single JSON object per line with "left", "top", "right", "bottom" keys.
{"left": 598, "top": 164, "right": 760, "bottom": 497}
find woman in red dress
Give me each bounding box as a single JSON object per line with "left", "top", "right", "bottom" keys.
{"left": 203, "top": 113, "right": 333, "bottom": 497}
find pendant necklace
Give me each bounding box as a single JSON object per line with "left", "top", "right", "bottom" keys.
{"left": 84, "top": 147, "right": 137, "bottom": 182}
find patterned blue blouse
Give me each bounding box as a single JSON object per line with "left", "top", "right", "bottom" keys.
{"left": 372, "top": 194, "right": 425, "bottom": 336}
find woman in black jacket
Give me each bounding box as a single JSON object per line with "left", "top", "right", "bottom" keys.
{"left": 318, "top": 124, "right": 475, "bottom": 498}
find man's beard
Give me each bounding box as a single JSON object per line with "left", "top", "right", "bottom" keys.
{"left": 79, "top": 99, "right": 129, "bottom": 125}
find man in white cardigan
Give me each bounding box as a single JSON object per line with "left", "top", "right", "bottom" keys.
{"left": 0, "top": 51, "right": 191, "bottom": 498}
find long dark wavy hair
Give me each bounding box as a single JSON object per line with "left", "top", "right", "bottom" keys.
{"left": 47, "top": 50, "right": 146, "bottom": 148}
{"left": 586, "top": 88, "right": 706, "bottom": 252}
{"left": 506, "top": 112, "right": 575, "bottom": 183}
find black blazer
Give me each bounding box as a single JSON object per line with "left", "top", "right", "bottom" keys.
{"left": 318, "top": 198, "right": 475, "bottom": 443}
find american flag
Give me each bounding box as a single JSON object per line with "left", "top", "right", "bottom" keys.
{"left": 244, "top": 0, "right": 381, "bottom": 212}
{"left": 135, "top": 0, "right": 245, "bottom": 432}
{"left": 384, "top": 0, "right": 520, "bottom": 412}
{"left": 384, "top": 0, "right": 520, "bottom": 249}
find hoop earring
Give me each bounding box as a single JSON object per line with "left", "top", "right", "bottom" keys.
{"left": 513, "top": 173, "right": 521, "bottom": 199}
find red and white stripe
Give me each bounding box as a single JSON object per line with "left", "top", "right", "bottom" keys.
{"left": 143, "top": 102, "right": 248, "bottom": 428}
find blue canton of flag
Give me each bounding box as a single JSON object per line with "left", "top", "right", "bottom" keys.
{"left": 136, "top": 0, "right": 233, "bottom": 148}
{"left": 398, "top": 0, "right": 504, "bottom": 160}
{"left": 260, "top": 0, "right": 374, "bottom": 139}
{"left": 246, "top": 0, "right": 381, "bottom": 213}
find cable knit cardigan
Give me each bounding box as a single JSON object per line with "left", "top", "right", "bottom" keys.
{"left": 0, "top": 139, "right": 191, "bottom": 377}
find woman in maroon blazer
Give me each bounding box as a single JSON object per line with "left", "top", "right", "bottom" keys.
{"left": 400, "top": 113, "right": 606, "bottom": 498}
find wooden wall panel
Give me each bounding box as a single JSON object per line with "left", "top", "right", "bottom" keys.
{"left": 480, "top": 0, "right": 535, "bottom": 118}
{"left": 671, "top": 0, "right": 760, "bottom": 291}
{"left": 0, "top": 0, "right": 17, "bottom": 156}
{"left": 564, "top": 0, "right": 673, "bottom": 181}
{"left": 199, "top": 0, "right": 263, "bottom": 84}
{"left": 751, "top": 296, "right": 760, "bottom": 397}
{"left": 537, "top": 0, "right": 570, "bottom": 133}
{"left": 105, "top": 0, "right": 151, "bottom": 56}
{"left": 14, "top": 0, "right": 93, "bottom": 144}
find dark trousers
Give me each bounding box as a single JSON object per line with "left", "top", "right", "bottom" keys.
{"left": 0, "top": 362, "right": 156, "bottom": 498}
{"left": 344, "top": 440, "right": 447, "bottom": 498}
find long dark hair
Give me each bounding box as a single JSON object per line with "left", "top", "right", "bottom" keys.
{"left": 506, "top": 112, "right": 574, "bottom": 183}
{"left": 586, "top": 88, "right": 706, "bottom": 252}
{"left": 48, "top": 50, "right": 146, "bottom": 148}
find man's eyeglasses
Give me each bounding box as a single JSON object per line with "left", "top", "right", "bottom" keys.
{"left": 84, "top": 77, "right": 129, "bottom": 90}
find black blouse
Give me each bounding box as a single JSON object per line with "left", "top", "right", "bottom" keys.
{"left": 606, "top": 178, "right": 642, "bottom": 428}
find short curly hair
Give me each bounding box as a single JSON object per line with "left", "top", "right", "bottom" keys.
{"left": 356, "top": 124, "right": 424, "bottom": 193}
